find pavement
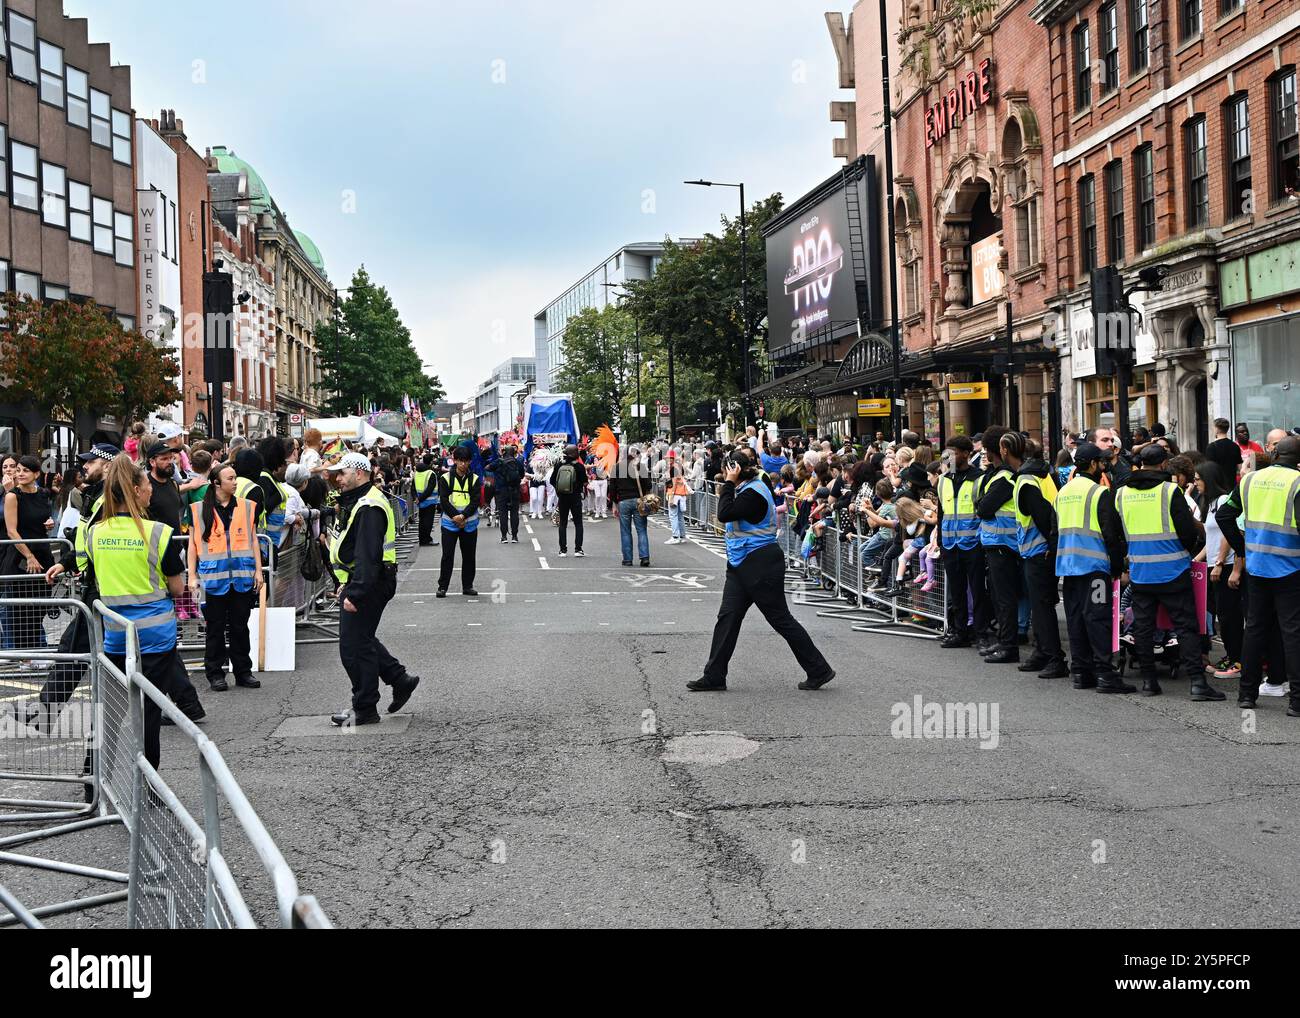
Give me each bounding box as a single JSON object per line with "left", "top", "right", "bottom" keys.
{"left": 7, "top": 506, "right": 1300, "bottom": 928}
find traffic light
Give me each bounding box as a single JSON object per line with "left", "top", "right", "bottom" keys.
{"left": 1089, "top": 265, "right": 1131, "bottom": 376}
{"left": 203, "top": 270, "right": 236, "bottom": 383}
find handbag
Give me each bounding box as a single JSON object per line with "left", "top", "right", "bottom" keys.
{"left": 634, "top": 474, "right": 661, "bottom": 517}
{"left": 300, "top": 527, "right": 325, "bottom": 582}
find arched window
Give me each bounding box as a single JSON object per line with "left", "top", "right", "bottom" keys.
{"left": 895, "top": 186, "right": 924, "bottom": 321}
{"left": 1002, "top": 115, "right": 1042, "bottom": 273}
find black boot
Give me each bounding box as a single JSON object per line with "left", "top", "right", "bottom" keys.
{"left": 1071, "top": 671, "right": 1098, "bottom": 690}
{"left": 1038, "top": 660, "right": 1070, "bottom": 680}
{"left": 1140, "top": 673, "right": 1162, "bottom": 697}
{"left": 1017, "top": 655, "right": 1049, "bottom": 673}
{"left": 1096, "top": 672, "right": 1136, "bottom": 694}
{"left": 984, "top": 647, "right": 1020, "bottom": 664}
{"left": 1189, "top": 675, "right": 1226, "bottom": 702}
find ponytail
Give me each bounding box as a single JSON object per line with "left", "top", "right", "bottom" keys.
{"left": 100, "top": 455, "right": 149, "bottom": 537}
{"left": 999, "top": 432, "right": 1027, "bottom": 464}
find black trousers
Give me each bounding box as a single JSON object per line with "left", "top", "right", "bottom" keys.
{"left": 496, "top": 491, "right": 520, "bottom": 539}
{"left": 41, "top": 605, "right": 93, "bottom": 708}
{"left": 1241, "top": 571, "right": 1300, "bottom": 707}
{"left": 201, "top": 588, "right": 254, "bottom": 682}
{"left": 941, "top": 544, "right": 988, "bottom": 638}
{"left": 338, "top": 574, "right": 405, "bottom": 713}
{"left": 1130, "top": 574, "right": 1202, "bottom": 681}
{"left": 1213, "top": 566, "right": 1245, "bottom": 665}
{"left": 1024, "top": 554, "right": 1065, "bottom": 664}
{"left": 439, "top": 527, "right": 478, "bottom": 592}
{"left": 984, "top": 545, "right": 1021, "bottom": 651}
{"left": 107, "top": 648, "right": 193, "bottom": 769}
{"left": 1062, "top": 573, "right": 1116, "bottom": 678}
{"left": 557, "top": 495, "right": 583, "bottom": 553}
{"left": 703, "top": 544, "right": 832, "bottom": 684}
{"left": 417, "top": 504, "right": 440, "bottom": 545}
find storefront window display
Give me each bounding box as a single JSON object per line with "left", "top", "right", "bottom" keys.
{"left": 1083, "top": 370, "right": 1157, "bottom": 432}
{"left": 1232, "top": 315, "right": 1300, "bottom": 438}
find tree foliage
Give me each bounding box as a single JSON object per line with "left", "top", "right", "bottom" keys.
{"left": 317, "top": 265, "right": 444, "bottom": 416}
{"left": 621, "top": 193, "right": 783, "bottom": 399}
{"left": 0, "top": 295, "right": 180, "bottom": 432}
{"left": 553, "top": 305, "right": 639, "bottom": 436}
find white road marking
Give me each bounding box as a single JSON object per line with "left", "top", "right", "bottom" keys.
{"left": 531, "top": 539, "right": 542, "bottom": 551}
{"left": 538, "top": 558, "right": 550, "bottom": 570}
{"left": 467, "top": 623, "right": 482, "bottom": 627}
{"left": 664, "top": 621, "right": 677, "bottom": 625}
{"left": 525, "top": 525, "right": 534, "bottom": 535}
{"left": 599, "top": 622, "right": 610, "bottom": 626}
{"left": 533, "top": 622, "right": 546, "bottom": 627}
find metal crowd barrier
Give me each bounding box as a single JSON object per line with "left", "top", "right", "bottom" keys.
{"left": 0, "top": 600, "right": 330, "bottom": 929}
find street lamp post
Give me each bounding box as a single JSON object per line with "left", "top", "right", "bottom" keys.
{"left": 603, "top": 281, "right": 646, "bottom": 441}
{"left": 685, "top": 179, "right": 749, "bottom": 430}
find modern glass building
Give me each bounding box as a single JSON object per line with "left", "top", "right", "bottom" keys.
{"left": 532, "top": 240, "right": 694, "bottom": 391}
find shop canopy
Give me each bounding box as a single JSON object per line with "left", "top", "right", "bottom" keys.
{"left": 307, "top": 416, "right": 392, "bottom": 447}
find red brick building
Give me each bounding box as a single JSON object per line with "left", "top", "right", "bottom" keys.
{"left": 1033, "top": 0, "right": 1300, "bottom": 445}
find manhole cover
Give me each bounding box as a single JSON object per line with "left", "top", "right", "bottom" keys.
{"left": 661, "top": 731, "right": 760, "bottom": 766}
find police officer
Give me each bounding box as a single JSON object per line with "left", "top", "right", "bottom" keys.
{"left": 1114, "top": 443, "right": 1223, "bottom": 700}
{"left": 1000, "top": 432, "right": 1069, "bottom": 678}
{"left": 1054, "top": 442, "right": 1134, "bottom": 693}
{"left": 1215, "top": 435, "right": 1300, "bottom": 714}
{"left": 688, "top": 447, "right": 835, "bottom": 692}
{"left": 436, "top": 446, "right": 481, "bottom": 598}
{"left": 413, "top": 454, "right": 441, "bottom": 547}
{"left": 974, "top": 426, "right": 1022, "bottom": 664}
{"left": 86, "top": 455, "right": 204, "bottom": 765}
{"left": 934, "top": 435, "right": 987, "bottom": 649}
{"left": 326, "top": 452, "right": 419, "bottom": 727}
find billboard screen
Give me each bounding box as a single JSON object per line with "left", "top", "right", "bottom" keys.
{"left": 763, "top": 159, "right": 877, "bottom": 356}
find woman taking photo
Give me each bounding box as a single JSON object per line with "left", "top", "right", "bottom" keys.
{"left": 3, "top": 455, "right": 56, "bottom": 655}
{"left": 188, "top": 462, "right": 263, "bottom": 693}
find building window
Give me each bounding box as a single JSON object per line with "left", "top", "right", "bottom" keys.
{"left": 14, "top": 271, "right": 40, "bottom": 300}
{"left": 111, "top": 110, "right": 131, "bottom": 165}
{"left": 1223, "top": 93, "right": 1251, "bottom": 221}
{"left": 1185, "top": 115, "right": 1209, "bottom": 228}
{"left": 38, "top": 40, "right": 63, "bottom": 107}
{"left": 114, "top": 211, "right": 133, "bottom": 266}
{"left": 1099, "top": 3, "right": 1118, "bottom": 94}
{"left": 1130, "top": 0, "right": 1148, "bottom": 72}
{"left": 1105, "top": 160, "right": 1124, "bottom": 263}
{"left": 0, "top": 125, "right": 6, "bottom": 196}
{"left": 43, "top": 283, "right": 68, "bottom": 302}
{"left": 90, "top": 89, "right": 111, "bottom": 148}
{"left": 1079, "top": 175, "right": 1097, "bottom": 273}
{"left": 1180, "top": 0, "right": 1201, "bottom": 41}
{"left": 117, "top": 315, "right": 135, "bottom": 332}
{"left": 1084, "top": 371, "right": 1158, "bottom": 430}
{"left": 1220, "top": 0, "right": 1242, "bottom": 12}
{"left": 1073, "top": 23, "right": 1091, "bottom": 110}
{"left": 66, "top": 66, "right": 88, "bottom": 129}
{"left": 10, "top": 141, "right": 38, "bottom": 211}
{"left": 92, "top": 197, "right": 113, "bottom": 254}
{"left": 69, "top": 181, "right": 90, "bottom": 242}
{"left": 0, "top": 261, "right": 7, "bottom": 296}
{"left": 1015, "top": 197, "right": 1040, "bottom": 270}
{"left": 41, "top": 162, "right": 66, "bottom": 228}
{"left": 1135, "top": 144, "right": 1155, "bottom": 250}
{"left": 6, "top": 11, "right": 36, "bottom": 84}
{"left": 1273, "top": 69, "right": 1299, "bottom": 201}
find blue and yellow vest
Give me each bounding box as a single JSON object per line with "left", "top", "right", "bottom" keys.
{"left": 1239, "top": 465, "right": 1300, "bottom": 578}
{"left": 938, "top": 473, "right": 980, "bottom": 551}
{"left": 977, "top": 468, "right": 1017, "bottom": 549}
{"left": 87, "top": 515, "right": 177, "bottom": 655}
{"left": 190, "top": 497, "right": 258, "bottom": 596}
{"left": 442, "top": 472, "right": 479, "bottom": 533}
{"left": 1054, "top": 476, "right": 1110, "bottom": 577}
{"left": 414, "top": 469, "right": 439, "bottom": 510}
{"left": 1115, "top": 481, "right": 1189, "bottom": 584}
{"left": 1014, "top": 473, "right": 1057, "bottom": 559}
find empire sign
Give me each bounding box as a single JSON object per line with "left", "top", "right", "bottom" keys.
{"left": 924, "top": 58, "right": 994, "bottom": 149}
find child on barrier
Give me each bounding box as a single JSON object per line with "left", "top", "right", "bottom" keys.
{"left": 890, "top": 494, "right": 939, "bottom": 595}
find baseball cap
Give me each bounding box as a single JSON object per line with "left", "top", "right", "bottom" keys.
{"left": 284, "top": 464, "right": 311, "bottom": 487}
{"left": 156, "top": 421, "right": 184, "bottom": 441}
{"left": 143, "top": 441, "right": 172, "bottom": 461}
{"left": 1073, "top": 441, "right": 1104, "bottom": 465}
{"left": 1138, "top": 443, "right": 1169, "bottom": 466}
{"left": 78, "top": 443, "right": 119, "bottom": 463}
{"left": 324, "top": 452, "right": 372, "bottom": 473}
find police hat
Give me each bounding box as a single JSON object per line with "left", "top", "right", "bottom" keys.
{"left": 77, "top": 443, "right": 119, "bottom": 463}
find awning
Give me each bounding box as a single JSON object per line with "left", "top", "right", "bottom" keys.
{"left": 750, "top": 360, "right": 841, "bottom": 400}
{"left": 815, "top": 337, "right": 1057, "bottom": 396}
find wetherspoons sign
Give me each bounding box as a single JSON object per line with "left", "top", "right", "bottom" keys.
{"left": 925, "top": 58, "right": 994, "bottom": 149}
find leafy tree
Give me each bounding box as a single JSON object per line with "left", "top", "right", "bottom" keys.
{"left": 317, "top": 265, "right": 444, "bottom": 415}
{"left": 621, "top": 193, "right": 783, "bottom": 403}
{"left": 0, "top": 295, "right": 179, "bottom": 438}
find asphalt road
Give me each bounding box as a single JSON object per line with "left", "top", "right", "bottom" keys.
{"left": 8, "top": 506, "right": 1300, "bottom": 928}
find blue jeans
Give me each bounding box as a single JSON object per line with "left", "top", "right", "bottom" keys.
{"left": 668, "top": 499, "right": 686, "bottom": 539}
{"left": 618, "top": 499, "right": 650, "bottom": 562}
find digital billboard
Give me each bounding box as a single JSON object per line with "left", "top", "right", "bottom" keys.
{"left": 763, "top": 158, "right": 878, "bottom": 356}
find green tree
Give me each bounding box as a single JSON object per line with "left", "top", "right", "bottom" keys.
{"left": 0, "top": 295, "right": 180, "bottom": 440}
{"left": 553, "top": 305, "right": 639, "bottom": 436}
{"left": 622, "top": 193, "right": 783, "bottom": 402}
{"left": 317, "top": 265, "right": 444, "bottom": 415}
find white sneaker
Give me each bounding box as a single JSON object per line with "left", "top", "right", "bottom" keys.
{"left": 1259, "top": 681, "right": 1288, "bottom": 697}
{"left": 558, "top": 551, "right": 567, "bottom": 557}
{"left": 665, "top": 537, "right": 678, "bottom": 544}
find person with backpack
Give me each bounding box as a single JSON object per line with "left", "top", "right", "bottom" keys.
{"left": 551, "top": 445, "right": 588, "bottom": 558}
{"left": 489, "top": 442, "right": 527, "bottom": 544}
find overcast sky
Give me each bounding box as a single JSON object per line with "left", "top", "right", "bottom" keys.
{"left": 67, "top": 0, "right": 847, "bottom": 401}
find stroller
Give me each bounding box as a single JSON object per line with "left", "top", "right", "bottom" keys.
{"left": 1116, "top": 582, "right": 1182, "bottom": 678}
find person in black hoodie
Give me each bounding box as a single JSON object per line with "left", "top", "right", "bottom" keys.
{"left": 1001, "top": 432, "right": 1069, "bottom": 678}
{"left": 1114, "top": 443, "right": 1222, "bottom": 700}
{"left": 974, "top": 426, "right": 1022, "bottom": 663}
